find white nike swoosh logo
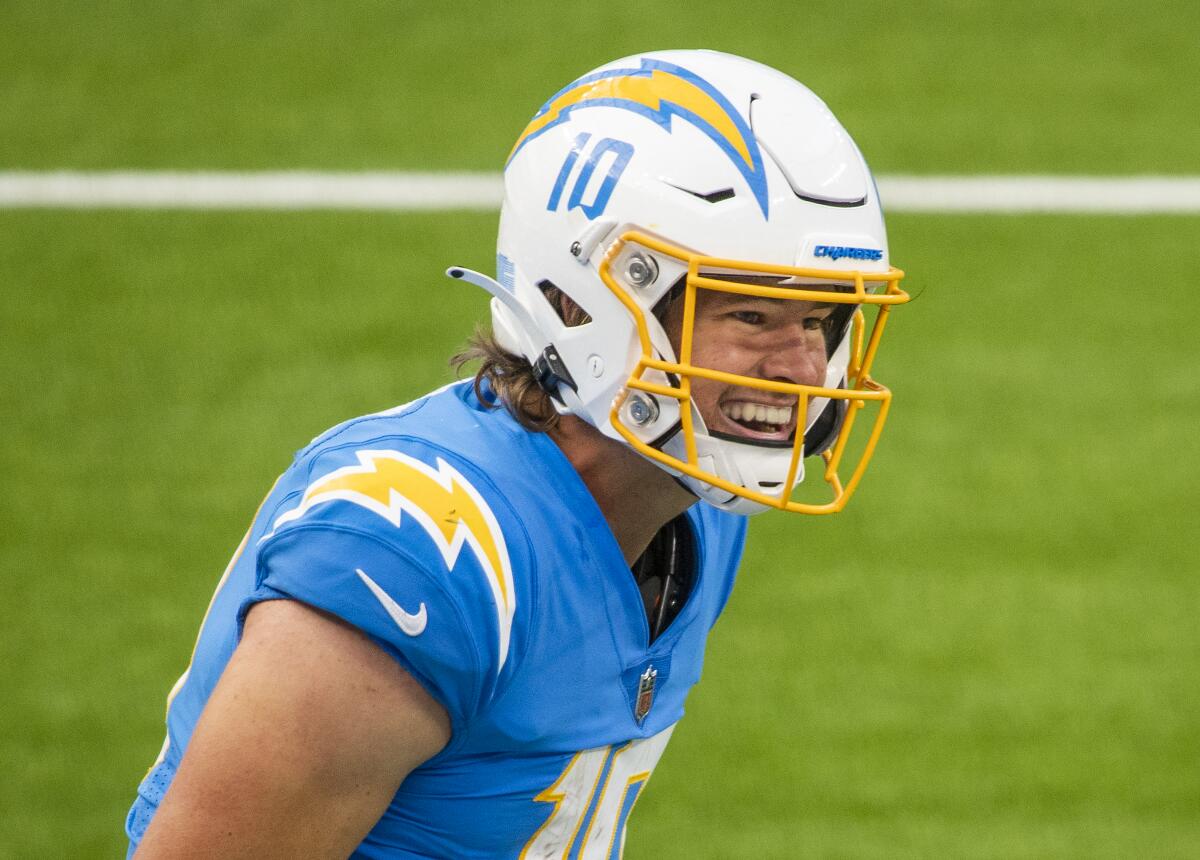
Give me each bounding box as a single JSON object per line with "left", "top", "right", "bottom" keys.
{"left": 355, "top": 568, "right": 428, "bottom": 636}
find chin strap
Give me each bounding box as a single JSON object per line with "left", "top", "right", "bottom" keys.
{"left": 531, "top": 344, "right": 578, "bottom": 406}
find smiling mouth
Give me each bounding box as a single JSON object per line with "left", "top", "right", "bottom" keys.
{"left": 719, "top": 400, "right": 795, "bottom": 437}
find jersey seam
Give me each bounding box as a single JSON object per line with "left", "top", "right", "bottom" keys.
{"left": 290, "top": 387, "right": 448, "bottom": 462}
{"left": 706, "top": 512, "right": 747, "bottom": 629}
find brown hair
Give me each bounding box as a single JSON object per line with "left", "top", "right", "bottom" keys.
{"left": 449, "top": 285, "right": 591, "bottom": 433}
{"left": 450, "top": 326, "right": 560, "bottom": 433}
{"left": 451, "top": 282, "right": 682, "bottom": 433}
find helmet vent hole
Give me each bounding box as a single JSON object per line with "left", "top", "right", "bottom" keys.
{"left": 663, "top": 181, "right": 736, "bottom": 204}
{"left": 537, "top": 280, "right": 592, "bottom": 327}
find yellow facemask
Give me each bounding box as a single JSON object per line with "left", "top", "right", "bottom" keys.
{"left": 600, "top": 230, "right": 910, "bottom": 514}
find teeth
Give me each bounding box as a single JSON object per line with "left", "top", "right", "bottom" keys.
{"left": 720, "top": 401, "right": 792, "bottom": 429}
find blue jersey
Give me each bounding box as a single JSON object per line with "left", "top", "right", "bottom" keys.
{"left": 127, "top": 381, "right": 747, "bottom": 858}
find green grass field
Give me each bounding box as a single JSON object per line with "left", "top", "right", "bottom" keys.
{"left": 4, "top": 0, "right": 1200, "bottom": 173}
{"left": 2, "top": 1, "right": 1199, "bottom": 857}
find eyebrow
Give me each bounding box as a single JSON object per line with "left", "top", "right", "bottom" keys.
{"left": 709, "top": 292, "right": 838, "bottom": 312}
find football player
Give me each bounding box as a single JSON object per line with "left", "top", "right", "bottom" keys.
{"left": 127, "top": 50, "right": 909, "bottom": 858}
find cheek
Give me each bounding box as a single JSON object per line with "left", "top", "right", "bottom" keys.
{"left": 688, "top": 333, "right": 754, "bottom": 373}
{"left": 661, "top": 296, "right": 710, "bottom": 359}
{"left": 685, "top": 315, "right": 735, "bottom": 365}
{"left": 686, "top": 374, "right": 725, "bottom": 425}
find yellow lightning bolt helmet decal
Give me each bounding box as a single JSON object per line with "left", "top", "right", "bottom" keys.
{"left": 507, "top": 57, "right": 770, "bottom": 216}
{"left": 511, "top": 70, "right": 750, "bottom": 168}
{"left": 268, "top": 450, "right": 516, "bottom": 671}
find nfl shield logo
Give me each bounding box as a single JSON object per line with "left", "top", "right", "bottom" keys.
{"left": 634, "top": 666, "right": 657, "bottom": 724}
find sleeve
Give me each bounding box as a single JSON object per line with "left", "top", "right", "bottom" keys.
{"left": 240, "top": 444, "right": 526, "bottom": 734}
{"left": 249, "top": 524, "right": 491, "bottom": 731}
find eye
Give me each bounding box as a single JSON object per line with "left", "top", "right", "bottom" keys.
{"left": 803, "top": 308, "right": 836, "bottom": 331}
{"left": 730, "top": 310, "right": 766, "bottom": 325}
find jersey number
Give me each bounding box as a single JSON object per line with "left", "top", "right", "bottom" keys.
{"left": 546, "top": 133, "right": 635, "bottom": 220}
{"left": 520, "top": 726, "right": 674, "bottom": 859}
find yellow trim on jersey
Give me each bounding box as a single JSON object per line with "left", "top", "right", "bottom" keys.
{"left": 519, "top": 751, "right": 586, "bottom": 860}
{"left": 605, "top": 768, "right": 653, "bottom": 860}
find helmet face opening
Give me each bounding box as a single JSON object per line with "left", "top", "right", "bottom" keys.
{"left": 601, "top": 230, "right": 909, "bottom": 514}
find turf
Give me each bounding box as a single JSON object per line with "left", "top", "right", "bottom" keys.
{"left": 2, "top": 0, "right": 1199, "bottom": 174}
{"left": 3, "top": 1, "right": 1198, "bottom": 855}
{"left": 2, "top": 210, "right": 1197, "bottom": 856}
{"left": 633, "top": 213, "right": 1200, "bottom": 857}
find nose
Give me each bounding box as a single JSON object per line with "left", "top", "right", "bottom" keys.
{"left": 757, "top": 326, "right": 827, "bottom": 388}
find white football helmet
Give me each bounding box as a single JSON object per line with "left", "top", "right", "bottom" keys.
{"left": 450, "top": 49, "right": 909, "bottom": 515}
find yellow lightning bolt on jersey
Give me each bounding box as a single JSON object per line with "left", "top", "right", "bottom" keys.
{"left": 268, "top": 449, "right": 516, "bottom": 670}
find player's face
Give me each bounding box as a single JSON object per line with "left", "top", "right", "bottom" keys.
{"left": 664, "top": 286, "right": 835, "bottom": 443}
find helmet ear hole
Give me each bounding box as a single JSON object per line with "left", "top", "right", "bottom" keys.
{"left": 537, "top": 280, "right": 593, "bottom": 327}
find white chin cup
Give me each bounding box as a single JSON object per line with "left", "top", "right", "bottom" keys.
{"left": 658, "top": 415, "right": 803, "bottom": 516}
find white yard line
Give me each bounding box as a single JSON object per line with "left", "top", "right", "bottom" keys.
{"left": 877, "top": 176, "right": 1200, "bottom": 213}
{"left": 1, "top": 171, "right": 1199, "bottom": 213}
{"left": 0, "top": 172, "right": 505, "bottom": 210}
